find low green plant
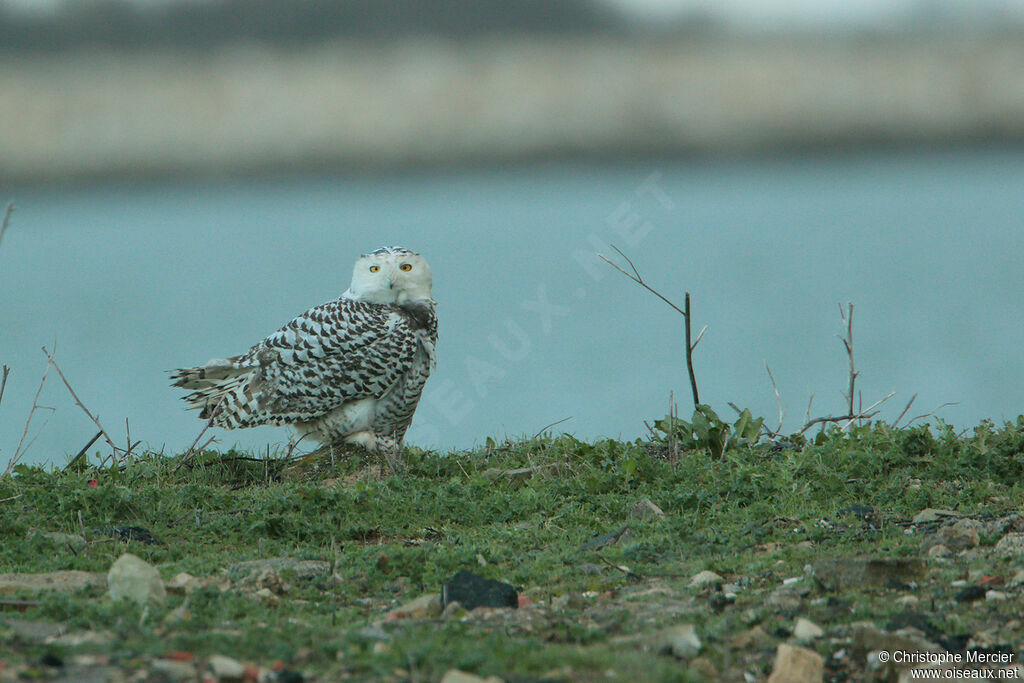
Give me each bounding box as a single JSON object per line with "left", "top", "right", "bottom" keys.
{"left": 653, "top": 404, "right": 764, "bottom": 457}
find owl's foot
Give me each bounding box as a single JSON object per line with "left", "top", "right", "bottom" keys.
{"left": 374, "top": 434, "right": 404, "bottom": 475}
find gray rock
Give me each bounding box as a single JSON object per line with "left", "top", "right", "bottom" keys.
{"left": 107, "top": 553, "right": 166, "bottom": 606}
{"left": 630, "top": 498, "right": 665, "bottom": 520}
{"left": 994, "top": 532, "right": 1024, "bottom": 558}
{"left": 766, "top": 585, "right": 808, "bottom": 613}
{"left": 911, "top": 508, "right": 959, "bottom": 524}
{"left": 937, "top": 518, "right": 981, "bottom": 550}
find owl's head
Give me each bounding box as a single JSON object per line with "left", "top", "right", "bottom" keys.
{"left": 344, "top": 246, "right": 433, "bottom": 305}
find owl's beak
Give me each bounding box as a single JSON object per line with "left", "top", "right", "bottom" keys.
{"left": 387, "top": 278, "right": 394, "bottom": 289}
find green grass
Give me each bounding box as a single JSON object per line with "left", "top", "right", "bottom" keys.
{"left": 1, "top": 417, "right": 1023, "bottom": 680}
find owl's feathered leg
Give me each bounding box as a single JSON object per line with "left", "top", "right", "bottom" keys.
{"left": 374, "top": 433, "right": 404, "bottom": 475}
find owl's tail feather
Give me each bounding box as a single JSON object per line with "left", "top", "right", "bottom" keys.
{"left": 169, "top": 358, "right": 254, "bottom": 422}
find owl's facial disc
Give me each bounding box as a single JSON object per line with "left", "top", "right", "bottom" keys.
{"left": 345, "top": 247, "right": 432, "bottom": 304}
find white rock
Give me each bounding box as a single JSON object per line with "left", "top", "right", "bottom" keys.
{"left": 985, "top": 590, "right": 1008, "bottom": 601}
{"left": 107, "top": 553, "right": 166, "bottom": 606}
{"left": 793, "top": 618, "right": 824, "bottom": 642}
{"left": 688, "top": 570, "right": 723, "bottom": 589}
{"left": 208, "top": 654, "right": 245, "bottom": 679}
{"left": 440, "top": 671, "right": 504, "bottom": 683}
{"left": 656, "top": 624, "right": 701, "bottom": 659}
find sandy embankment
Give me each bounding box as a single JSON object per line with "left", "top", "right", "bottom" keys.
{"left": 2, "top": 37, "right": 1024, "bottom": 181}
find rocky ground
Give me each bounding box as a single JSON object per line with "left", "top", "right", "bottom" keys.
{"left": 1, "top": 422, "right": 1022, "bottom": 681}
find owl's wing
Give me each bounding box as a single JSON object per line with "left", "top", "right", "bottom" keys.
{"left": 240, "top": 298, "right": 420, "bottom": 423}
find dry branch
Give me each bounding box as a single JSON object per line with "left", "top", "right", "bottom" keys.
{"left": 599, "top": 246, "right": 701, "bottom": 408}
{"left": 64, "top": 431, "right": 103, "bottom": 471}
{"left": 2, "top": 357, "right": 53, "bottom": 479}
{"left": 0, "top": 203, "right": 13, "bottom": 253}
{"left": 41, "top": 346, "right": 121, "bottom": 455}
{"left": 839, "top": 303, "right": 858, "bottom": 416}
{"left": 0, "top": 364, "right": 9, "bottom": 408}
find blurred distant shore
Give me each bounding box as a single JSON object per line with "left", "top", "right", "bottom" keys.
{"left": 3, "top": 36, "right": 1024, "bottom": 183}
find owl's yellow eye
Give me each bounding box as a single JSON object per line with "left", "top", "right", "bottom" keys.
{"left": 369, "top": 265, "right": 380, "bottom": 273}
{"left": 399, "top": 263, "right": 412, "bottom": 272}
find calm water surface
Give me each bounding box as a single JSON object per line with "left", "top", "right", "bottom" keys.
{"left": 2, "top": 150, "right": 1023, "bottom": 467}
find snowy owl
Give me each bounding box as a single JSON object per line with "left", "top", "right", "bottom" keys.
{"left": 170, "top": 246, "right": 437, "bottom": 461}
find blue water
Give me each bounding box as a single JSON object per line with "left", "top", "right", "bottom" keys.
{"left": 2, "top": 149, "right": 1023, "bottom": 468}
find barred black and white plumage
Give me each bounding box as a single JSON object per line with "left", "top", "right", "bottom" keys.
{"left": 170, "top": 246, "right": 437, "bottom": 456}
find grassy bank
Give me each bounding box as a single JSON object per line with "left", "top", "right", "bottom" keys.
{"left": 1, "top": 419, "right": 1023, "bottom": 680}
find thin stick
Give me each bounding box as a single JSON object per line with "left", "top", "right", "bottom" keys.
{"left": 800, "top": 411, "right": 879, "bottom": 433}
{"left": 598, "top": 247, "right": 701, "bottom": 408}
{"left": 0, "top": 494, "right": 22, "bottom": 503}
{"left": 531, "top": 416, "right": 573, "bottom": 440}
{"left": 892, "top": 393, "right": 918, "bottom": 428}
{"left": 907, "top": 402, "right": 959, "bottom": 426}
{"left": 2, "top": 357, "right": 53, "bottom": 479}
{"left": 0, "top": 364, "right": 9, "bottom": 407}
{"left": 765, "top": 363, "right": 784, "bottom": 436}
{"left": 0, "top": 203, "right": 13, "bottom": 252}
{"left": 839, "top": 303, "right": 857, "bottom": 417}
{"left": 600, "top": 249, "right": 688, "bottom": 318}
{"left": 41, "top": 346, "right": 121, "bottom": 455}
{"left": 65, "top": 431, "right": 103, "bottom": 471}
{"left": 684, "top": 293, "right": 699, "bottom": 406}
{"left": 172, "top": 413, "right": 220, "bottom": 473}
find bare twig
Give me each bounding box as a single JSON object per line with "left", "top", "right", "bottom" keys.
{"left": 839, "top": 303, "right": 857, "bottom": 417}
{"left": 668, "top": 390, "right": 677, "bottom": 462}
{"left": 41, "top": 346, "right": 121, "bottom": 455}
{"left": 683, "top": 294, "right": 699, "bottom": 406}
{"left": 531, "top": 416, "right": 573, "bottom": 440}
{"left": 64, "top": 431, "right": 103, "bottom": 471}
{"left": 0, "top": 203, "right": 13, "bottom": 253}
{"left": 172, "top": 411, "right": 221, "bottom": 474}
{"left": 765, "top": 363, "right": 784, "bottom": 436}
{"left": 2, "top": 357, "right": 53, "bottom": 479}
{"left": 908, "top": 402, "right": 959, "bottom": 426}
{"left": 0, "top": 364, "right": 9, "bottom": 407}
{"left": 800, "top": 411, "right": 880, "bottom": 433}
{"left": 594, "top": 553, "right": 643, "bottom": 581}
{"left": 599, "top": 247, "right": 701, "bottom": 408}
{"left": 0, "top": 493, "right": 23, "bottom": 503}
{"left": 892, "top": 393, "right": 918, "bottom": 428}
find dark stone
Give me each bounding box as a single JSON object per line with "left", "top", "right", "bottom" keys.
{"left": 580, "top": 526, "right": 629, "bottom": 551}
{"left": 954, "top": 585, "right": 986, "bottom": 603}
{"left": 40, "top": 652, "right": 63, "bottom": 667}
{"left": 441, "top": 570, "right": 518, "bottom": 610}
{"left": 93, "top": 526, "right": 164, "bottom": 545}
